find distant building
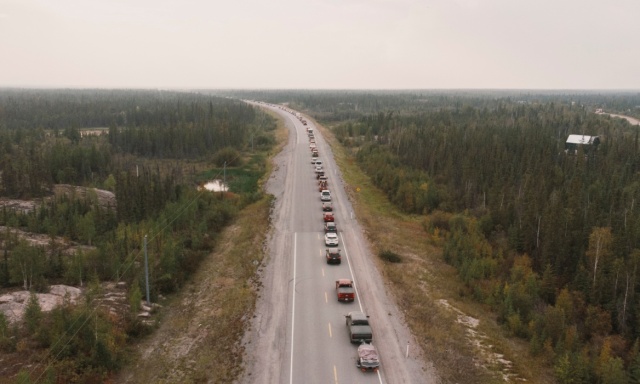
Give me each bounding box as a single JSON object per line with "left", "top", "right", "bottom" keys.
{"left": 565, "top": 134, "right": 600, "bottom": 155}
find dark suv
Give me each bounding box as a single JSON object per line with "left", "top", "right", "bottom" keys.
{"left": 324, "top": 222, "right": 337, "bottom": 233}
{"left": 326, "top": 248, "right": 342, "bottom": 264}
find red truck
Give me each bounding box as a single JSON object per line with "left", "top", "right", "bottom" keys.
{"left": 336, "top": 279, "right": 355, "bottom": 302}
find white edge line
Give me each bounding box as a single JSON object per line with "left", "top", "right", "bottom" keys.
{"left": 340, "top": 233, "right": 362, "bottom": 313}
{"left": 340, "top": 227, "right": 385, "bottom": 384}
{"left": 289, "top": 232, "right": 297, "bottom": 384}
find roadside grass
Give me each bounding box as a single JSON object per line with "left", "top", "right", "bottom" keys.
{"left": 314, "top": 120, "right": 554, "bottom": 383}
{"left": 119, "top": 196, "right": 271, "bottom": 383}
{"left": 117, "top": 111, "right": 287, "bottom": 383}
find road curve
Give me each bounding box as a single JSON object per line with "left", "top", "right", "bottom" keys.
{"left": 238, "top": 102, "right": 435, "bottom": 384}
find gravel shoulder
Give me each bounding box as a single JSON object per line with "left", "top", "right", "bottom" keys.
{"left": 236, "top": 107, "right": 296, "bottom": 384}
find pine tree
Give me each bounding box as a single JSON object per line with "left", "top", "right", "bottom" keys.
{"left": 23, "top": 292, "right": 42, "bottom": 334}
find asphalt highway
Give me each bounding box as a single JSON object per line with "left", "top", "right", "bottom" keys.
{"left": 242, "top": 101, "right": 433, "bottom": 384}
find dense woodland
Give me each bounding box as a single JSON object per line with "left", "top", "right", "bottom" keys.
{"left": 225, "top": 89, "right": 640, "bottom": 383}
{"left": 0, "top": 89, "right": 275, "bottom": 382}
{"left": 291, "top": 92, "right": 640, "bottom": 383}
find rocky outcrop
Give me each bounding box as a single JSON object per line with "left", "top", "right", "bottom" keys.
{"left": 0, "top": 285, "right": 82, "bottom": 323}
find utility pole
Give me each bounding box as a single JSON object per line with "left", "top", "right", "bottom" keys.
{"left": 144, "top": 235, "right": 150, "bottom": 305}
{"left": 223, "top": 161, "right": 227, "bottom": 199}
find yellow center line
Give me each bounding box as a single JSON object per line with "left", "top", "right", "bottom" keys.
{"left": 334, "top": 365, "right": 338, "bottom": 384}
{"left": 328, "top": 322, "right": 332, "bottom": 338}
{"left": 325, "top": 291, "right": 328, "bottom": 303}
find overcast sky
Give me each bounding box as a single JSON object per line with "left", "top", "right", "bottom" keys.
{"left": 1, "top": 0, "right": 639, "bottom": 89}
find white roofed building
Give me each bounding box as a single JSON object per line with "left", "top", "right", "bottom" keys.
{"left": 565, "top": 134, "right": 600, "bottom": 155}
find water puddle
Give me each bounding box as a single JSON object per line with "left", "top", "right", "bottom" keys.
{"left": 199, "top": 180, "right": 228, "bottom": 192}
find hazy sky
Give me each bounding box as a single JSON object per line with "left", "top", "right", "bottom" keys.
{"left": 1, "top": 0, "right": 639, "bottom": 89}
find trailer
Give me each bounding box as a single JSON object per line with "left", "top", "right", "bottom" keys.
{"left": 356, "top": 342, "right": 380, "bottom": 372}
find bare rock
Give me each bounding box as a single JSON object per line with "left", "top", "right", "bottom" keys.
{"left": 0, "top": 284, "right": 83, "bottom": 324}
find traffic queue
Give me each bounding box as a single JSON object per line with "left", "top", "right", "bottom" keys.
{"left": 282, "top": 109, "right": 380, "bottom": 374}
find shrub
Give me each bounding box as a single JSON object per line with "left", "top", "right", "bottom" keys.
{"left": 212, "top": 147, "right": 242, "bottom": 167}
{"left": 379, "top": 249, "right": 402, "bottom": 263}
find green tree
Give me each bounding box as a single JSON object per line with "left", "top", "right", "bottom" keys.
{"left": 64, "top": 250, "right": 86, "bottom": 287}
{"left": 128, "top": 281, "right": 142, "bottom": 315}
{"left": 103, "top": 174, "right": 116, "bottom": 191}
{"left": 23, "top": 291, "right": 42, "bottom": 334}
{"left": 9, "top": 240, "right": 45, "bottom": 290}
{"left": 595, "top": 339, "right": 626, "bottom": 384}
{"left": 586, "top": 227, "right": 613, "bottom": 301}
{"left": 77, "top": 211, "right": 96, "bottom": 246}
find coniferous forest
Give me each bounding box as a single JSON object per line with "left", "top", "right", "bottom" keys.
{"left": 3, "top": 87, "right": 640, "bottom": 383}
{"left": 227, "top": 89, "right": 640, "bottom": 383}
{"left": 0, "top": 89, "right": 276, "bottom": 382}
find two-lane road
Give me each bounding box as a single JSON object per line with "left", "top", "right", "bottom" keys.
{"left": 282, "top": 107, "right": 382, "bottom": 384}
{"left": 240, "top": 102, "right": 433, "bottom": 384}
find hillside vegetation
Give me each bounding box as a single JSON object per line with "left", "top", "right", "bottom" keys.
{"left": 0, "top": 89, "right": 276, "bottom": 383}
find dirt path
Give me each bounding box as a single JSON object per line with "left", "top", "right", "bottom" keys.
{"left": 596, "top": 111, "right": 640, "bottom": 126}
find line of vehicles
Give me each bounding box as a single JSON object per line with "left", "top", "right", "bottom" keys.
{"left": 306, "top": 123, "right": 380, "bottom": 373}
{"left": 257, "top": 104, "right": 381, "bottom": 375}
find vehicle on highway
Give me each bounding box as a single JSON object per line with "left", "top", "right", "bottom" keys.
{"left": 326, "top": 248, "right": 341, "bottom": 264}
{"left": 336, "top": 279, "right": 355, "bottom": 302}
{"left": 345, "top": 311, "right": 373, "bottom": 343}
{"left": 318, "top": 180, "right": 328, "bottom": 191}
{"left": 312, "top": 151, "right": 319, "bottom": 158}
{"left": 314, "top": 160, "right": 323, "bottom": 167}
{"left": 323, "top": 212, "right": 334, "bottom": 222}
{"left": 356, "top": 343, "right": 380, "bottom": 372}
{"left": 322, "top": 202, "right": 332, "bottom": 211}
{"left": 324, "top": 221, "right": 337, "bottom": 233}
{"left": 325, "top": 232, "right": 339, "bottom": 246}
{"left": 316, "top": 171, "right": 325, "bottom": 179}
{"left": 320, "top": 190, "right": 331, "bottom": 201}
